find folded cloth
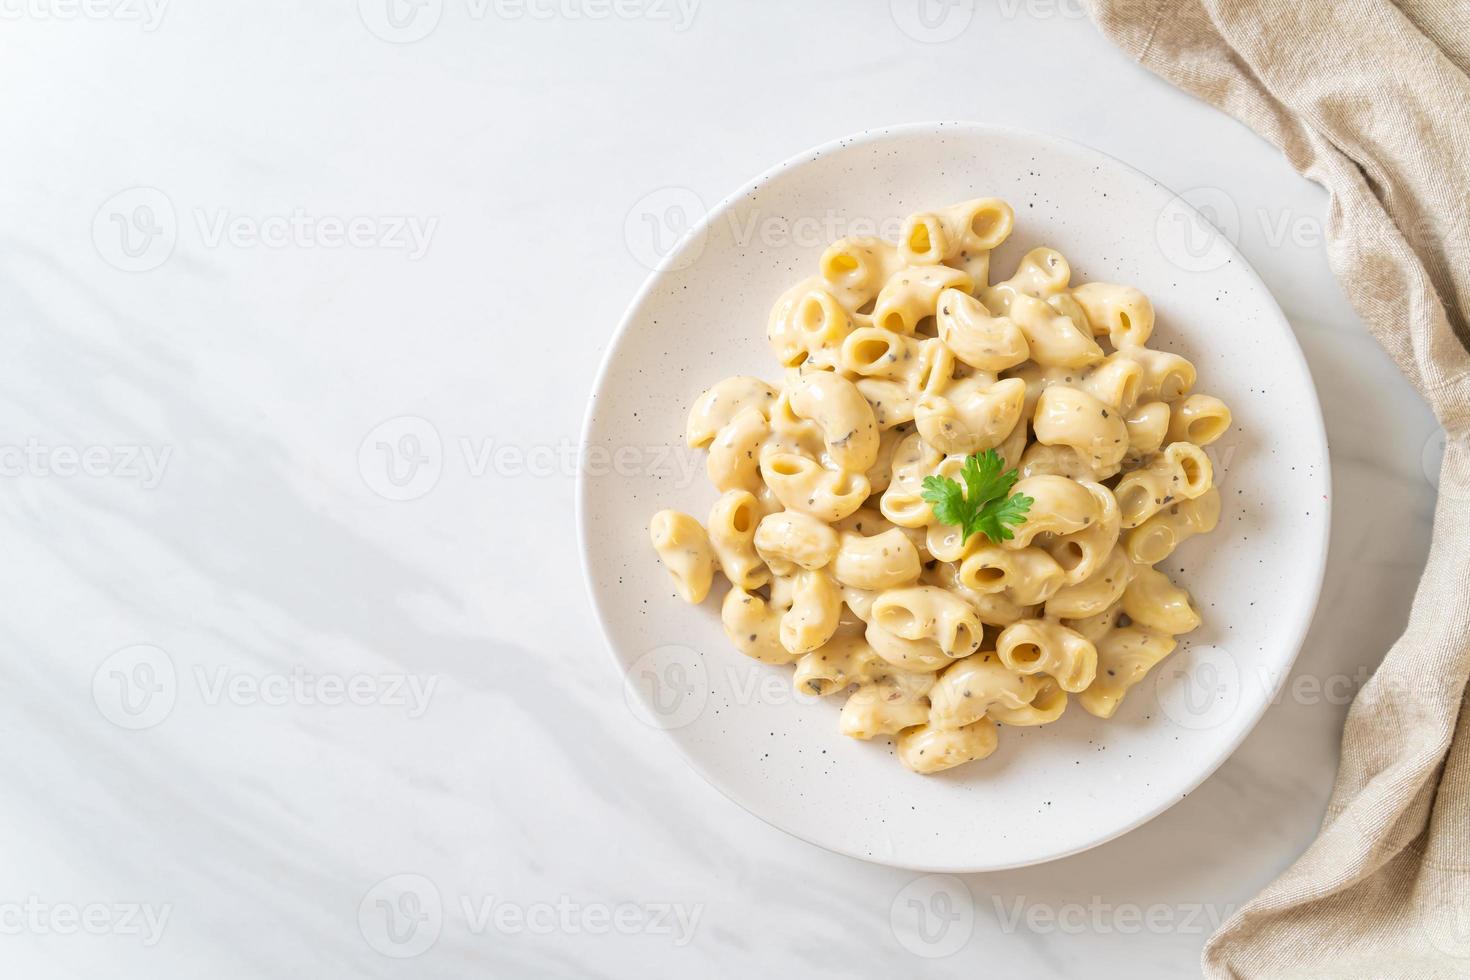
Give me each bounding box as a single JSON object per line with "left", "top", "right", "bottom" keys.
{"left": 1081, "top": 1, "right": 1470, "bottom": 976}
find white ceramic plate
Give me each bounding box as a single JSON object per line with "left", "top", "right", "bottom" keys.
{"left": 578, "top": 123, "right": 1329, "bottom": 872}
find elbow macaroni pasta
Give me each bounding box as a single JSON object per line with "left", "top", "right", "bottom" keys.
{"left": 648, "top": 199, "right": 1232, "bottom": 773}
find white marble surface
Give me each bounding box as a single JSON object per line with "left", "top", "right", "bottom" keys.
{"left": 0, "top": 2, "right": 1441, "bottom": 977}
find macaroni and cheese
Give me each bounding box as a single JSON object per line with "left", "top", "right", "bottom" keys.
{"left": 649, "top": 198, "right": 1229, "bottom": 774}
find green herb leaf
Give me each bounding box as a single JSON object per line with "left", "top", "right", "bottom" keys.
{"left": 974, "top": 491, "right": 1034, "bottom": 544}
{"left": 960, "top": 449, "right": 1017, "bottom": 509}
{"left": 920, "top": 474, "right": 967, "bottom": 529}
{"left": 919, "top": 449, "right": 1032, "bottom": 546}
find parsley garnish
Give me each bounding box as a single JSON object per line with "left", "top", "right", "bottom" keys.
{"left": 920, "top": 449, "right": 1034, "bottom": 545}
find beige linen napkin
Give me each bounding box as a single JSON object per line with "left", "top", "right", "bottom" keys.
{"left": 1081, "top": 0, "right": 1470, "bottom": 976}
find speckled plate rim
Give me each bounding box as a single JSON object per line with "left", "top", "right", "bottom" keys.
{"left": 577, "top": 121, "right": 1331, "bottom": 872}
